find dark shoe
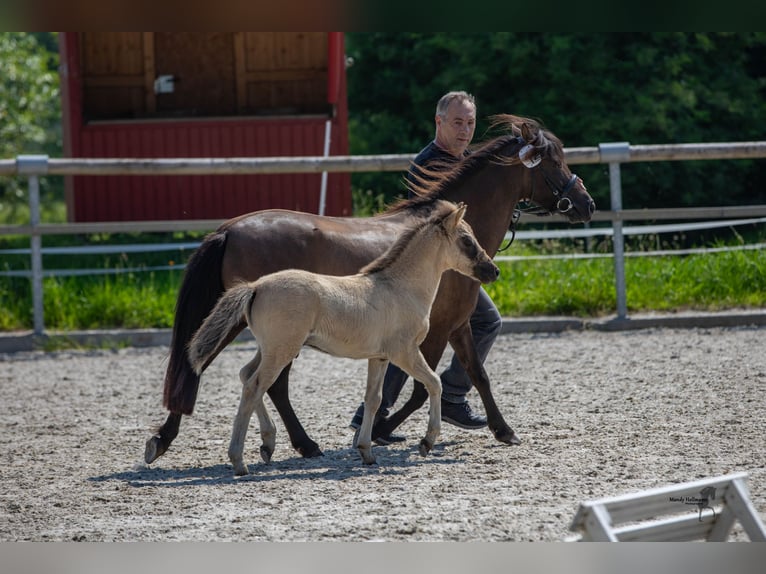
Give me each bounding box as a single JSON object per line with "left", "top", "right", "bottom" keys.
{"left": 441, "top": 400, "right": 488, "bottom": 429}
{"left": 373, "top": 433, "right": 406, "bottom": 446}
{"left": 349, "top": 404, "right": 406, "bottom": 444}
{"left": 352, "top": 427, "right": 406, "bottom": 448}
{"left": 349, "top": 403, "right": 367, "bottom": 430}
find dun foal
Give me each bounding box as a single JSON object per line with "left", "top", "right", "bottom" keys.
{"left": 187, "top": 201, "right": 499, "bottom": 475}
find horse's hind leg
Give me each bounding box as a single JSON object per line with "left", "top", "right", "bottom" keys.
{"left": 144, "top": 412, "right": 182, "bottom": 463}
{"left": 267, "top": 363, "right": 323, "bottom": 458}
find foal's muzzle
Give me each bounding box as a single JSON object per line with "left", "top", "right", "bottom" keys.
{"left": 475, "top": 261, "right": 500, "bottom": 284}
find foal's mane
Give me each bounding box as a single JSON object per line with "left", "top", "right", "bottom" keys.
{"left": 384, "top": 115, "right": 564, "bottom": 216}
{"left": 361, "top": 201, "right": 455, "bottom": 275}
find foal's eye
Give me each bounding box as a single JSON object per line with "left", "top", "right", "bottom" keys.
{"left": 461, "top": 236, "right": 475, "bottom": 248}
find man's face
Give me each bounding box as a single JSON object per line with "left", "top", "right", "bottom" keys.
{"left": 436, "top": 99, "right": 477, "bottom": 157}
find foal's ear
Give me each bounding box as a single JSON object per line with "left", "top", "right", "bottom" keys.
{"left": 443, "top": 202, "right": 466, "bottom": 233}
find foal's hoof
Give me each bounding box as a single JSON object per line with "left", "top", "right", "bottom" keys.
{"left": 418, "top": 438, "right": 432, "bottom": 457}
{"left": 359, "top": 450, "right": 377, "bottom": 465}
{"left": 144, "top": 435, "right": 166, "bottom": 464}
{"left": 260, "top": 445, "right": 273, "bottom": 464}
{"left": 233, "top": 463, "right": 249, "bottom": 476}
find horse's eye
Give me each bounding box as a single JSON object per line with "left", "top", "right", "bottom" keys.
{"left": 461, "top": 236, "right": 475, "bottom": 249}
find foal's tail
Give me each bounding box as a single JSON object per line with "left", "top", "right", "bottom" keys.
{"left": 188, "top": 283, "right": 256, "bottom": 376}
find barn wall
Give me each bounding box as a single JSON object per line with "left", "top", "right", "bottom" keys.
{"left": 71, "top": 117, "right": 351, "bottom": 221}
{"left": 60, "top": 32, "right": 351, "bottom": 221}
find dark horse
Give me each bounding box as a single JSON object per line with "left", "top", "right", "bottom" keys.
{"left": 145, "top": 114, "right": 596, "bottom": 464}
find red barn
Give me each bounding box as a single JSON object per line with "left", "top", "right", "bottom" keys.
{"left": 59, "top": 32, "right": 351, "bottom": 222}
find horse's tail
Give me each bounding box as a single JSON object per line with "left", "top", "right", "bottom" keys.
{"left": 187, "top": 283, "right": 256, "bottom": 375}
{"left": 163, "top": 229, "right": 232, "bottom": 415}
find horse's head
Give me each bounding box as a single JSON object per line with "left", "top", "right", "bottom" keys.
{"left": 494, "top": 115, "right": 596, "bottom": 223}
{"left": 438, "top": 201, "right": 500, "bottom": 284}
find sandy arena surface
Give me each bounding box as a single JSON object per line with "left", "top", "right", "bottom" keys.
{"left": 1, "top": 326, "right": 764, "bottom": 541}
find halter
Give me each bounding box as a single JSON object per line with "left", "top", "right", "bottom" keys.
{"left": 497, "top": 139, "right": 580, "bottom": 253}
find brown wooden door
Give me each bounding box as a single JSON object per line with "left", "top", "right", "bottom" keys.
{"left": 154, "top": 33, "right": 237, "bottom": 117}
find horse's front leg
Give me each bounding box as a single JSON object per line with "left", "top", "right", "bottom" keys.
{"left": 448, "top": 323, "right": 521, "bottom": 446}
{"left": 266, "top": 362, "right": 323, "bottom": 458}
{"left": 398, "top": 352, "right": 442, "bottom": 456}
{"left": 356, "top": 358, "right": 388, "bottom": 465}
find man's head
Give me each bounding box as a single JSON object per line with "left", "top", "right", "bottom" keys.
{"left": 434, "top": 91, "right": 477, "bottom": 157}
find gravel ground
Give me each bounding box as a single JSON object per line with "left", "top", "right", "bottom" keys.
{"left": 1, "top": 326, "right": 764, "bottom": 541}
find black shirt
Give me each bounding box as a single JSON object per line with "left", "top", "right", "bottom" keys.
{"left": 405, "top": 141, "right": 469, "bottom": 198}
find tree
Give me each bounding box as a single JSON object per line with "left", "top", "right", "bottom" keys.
{"left": 0, "top": 32, "right": 61, "bottom": 222}
{"left": 345, "top": 33, "right": 766, "bottom": 210}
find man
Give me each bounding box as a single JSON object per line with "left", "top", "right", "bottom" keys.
{"left": 350, "top": 90, "right": 502, "bottom": 443}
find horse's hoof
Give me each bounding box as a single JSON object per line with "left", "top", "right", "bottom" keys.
{"left": 144, "top": 435, "right": 166, "bottom": 464}
{"left": 494, "top": 428, "right": 522, "bottom": 445}
{"left": 260, "top": 445, "right": 273, "bottom": 464}
{"left": 418, "top": 439, "right": 432, "bottom": 457}
{"left": 297, "top": 444, "right": 323, "bottom": 458}
{"left": 233, "top": 464, "right": 249, "bottom": 476}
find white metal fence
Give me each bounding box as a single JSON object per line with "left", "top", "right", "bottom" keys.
{"left": 2, "top": 141, "right": 766, "bottom": 335}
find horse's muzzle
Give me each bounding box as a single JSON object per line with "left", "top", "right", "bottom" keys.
{"left": 476, "top": 261, "right": 500, "bottom": 284}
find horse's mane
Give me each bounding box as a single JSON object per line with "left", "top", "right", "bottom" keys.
{"left": 384, "top": 114, "right": 564, "bottom": 216}
{"left": 361, "top": 201, "right": 455, "bottom": 275}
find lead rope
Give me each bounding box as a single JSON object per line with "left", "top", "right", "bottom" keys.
{"left": 496, "top": 208, "right": 522, "bottom": 253}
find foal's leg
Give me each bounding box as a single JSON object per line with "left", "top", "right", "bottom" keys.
{"left": 373, "top": 335, "right": 449, "bottom": 441}
{"left": 238, "top": 346, "right": 262, "bottom": 387}
{"left": 251, "top": 364, "right": 281, "bottom": 465}
{"left": 356, "top": 358, "right": 388, "bottom": 465}
{"left": 229, "top": 357, "right": 261, "bottom": 475}
{"left": 228, "top": 350, "right": 280, "bottom": 475}
{"left": 395, "top": 350, "right": 442, "bottom": 456}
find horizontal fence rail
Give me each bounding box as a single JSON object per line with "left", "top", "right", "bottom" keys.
{"left": 2, "top": 141, "right": 766, "bottom": 177}
{"left": 2, "top": 140, "right": 766, "bottom": 334}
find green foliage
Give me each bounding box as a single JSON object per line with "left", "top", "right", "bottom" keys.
{"left": 486, "top": 247, "right": 766, "bottom": 317}
{"left": 42, "top": 273, "right": 179, "bottom": 330}
{"left": 0, "top": 32, "right": 62, "bottom": 223}
{"left": 346, "top": 33, "right": 766, "bottom": 210}
{"left": 1, "top": 242, "right": 764, "bottom": 331}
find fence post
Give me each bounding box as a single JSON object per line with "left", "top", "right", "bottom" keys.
{"left": 598, "top": 143, "right": 630, "bottom": 320}
{"left": 17, "top": 155, "right": 49, "bottom": 335}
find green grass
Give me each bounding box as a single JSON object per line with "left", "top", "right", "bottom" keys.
{"left": 487, "top": 248, "right": 766, "bottom": 317}
{"left": 1, "top": 241, "right": 764, "bottom": 332}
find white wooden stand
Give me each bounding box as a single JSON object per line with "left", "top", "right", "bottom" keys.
{"left": 568, "top": 472, "right": 766, "bottom": 542}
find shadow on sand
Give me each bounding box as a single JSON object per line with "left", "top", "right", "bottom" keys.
{"left": 89, "top": 440, "right": 464, "bottom": 488}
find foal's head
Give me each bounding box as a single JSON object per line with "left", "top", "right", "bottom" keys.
{"left": 436, "top": 201, "right": 499, "bottom": 284}
{"left": 362, "top": 201, "right": 499, "bottom": 284}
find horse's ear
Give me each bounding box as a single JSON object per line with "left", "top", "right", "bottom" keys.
{"left": 443, "top": 203, "right": 465, "bottom": 233}
{"left": 520, "top": 122, "right": 533, "bottom": 143}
